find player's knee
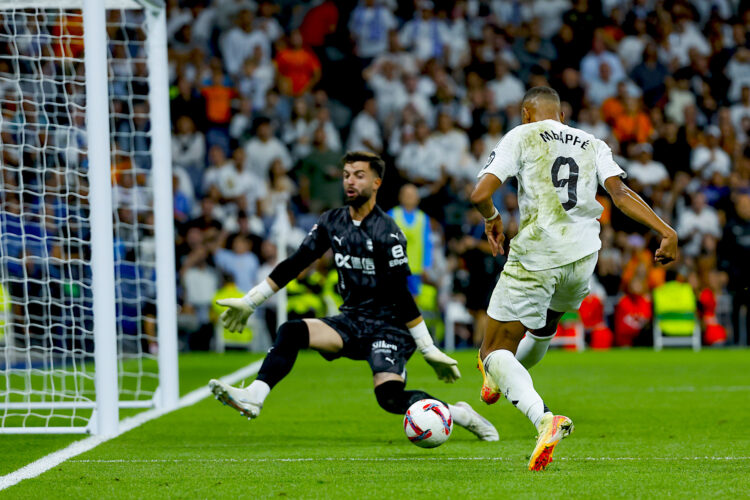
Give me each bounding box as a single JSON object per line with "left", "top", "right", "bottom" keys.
{"left": 374, "top": 380, "right": 407, "bottom": 414}
{"left": 533, "top": 310, "right": 565, "bottom": 338}
{"left": 533, "top": 323, "right": 557, "bottom": 338}
{"left": 274, "top": 320, "right": 310, "bottom": 352}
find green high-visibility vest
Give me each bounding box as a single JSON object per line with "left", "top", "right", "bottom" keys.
{"left": 391, "top": 207, "right": 426, "bottom": 275}
{"left": 653, "top": 281, "right": 696, "bottom": 336}
{"left": 287, "top": 272, "right": 326, "bottom": 317}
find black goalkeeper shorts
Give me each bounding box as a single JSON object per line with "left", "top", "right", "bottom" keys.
{"left": 319, "top": 313, "right": 417, "bottom": 376}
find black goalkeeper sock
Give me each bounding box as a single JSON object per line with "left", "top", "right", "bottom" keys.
{"left": 374, "top": 380, "right": 443, "bottom": 415}
{"left": 256, "top": 320, "right": 309, "bottom": 389}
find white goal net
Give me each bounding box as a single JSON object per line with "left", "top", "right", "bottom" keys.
{"left": 0, "top": 0, "right": 177, "bottom": 434}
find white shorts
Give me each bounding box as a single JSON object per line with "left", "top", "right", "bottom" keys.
{"left": 487, "top": 252, "right": 598, "bottom": 330}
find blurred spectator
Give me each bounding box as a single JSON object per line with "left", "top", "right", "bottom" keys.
{"left": 729, "top": 85, "right": 750, "bottom": 136}
{"left": 236, "top": 50, "right": 275, "bottom": 111}
{"left": 612, "top": 94, "right": 653, "bottom": 144}
{"left": 630, "top": 43, "right": 669, "bottom": 108}
{"left": 399, "top": 2, "right": 450, "bottom": 64}
{"left": 677, "top": 192, "right": 721, "bottom": 257}
{"left": 614, "top": 276, "right": 652, "bottom": 347}
{"left": 214, "top": 233, "right": 259, "bottom": 293}
{"left": 581, "top": 29, "right": 626, "bottom": 85}
{"left": 431, "top": 111, "right": 470, "bottom": 180}
{"left": 297, "top": 126, "right": 343, "bottom": 214}
{"left": 389, "top": 184, "right": 432, "bottom": 295}
{"left": 216, "top": 148, "right": 266, "bottom": 216}
{"left": 347, "top": 96, "right": 383, "bottom": 153}
{"left": 275, "top": 30, "right": 322, "bottom": 97}
{"left": 626, "top": 143, "right": 669, "bottom": 188}
{"left": 396, "top": 120, "right": 441, "bottom": 185}
{"left": 349, "top": 0, "right": 397, "bottom": 60}
{"left": 488, "top": 58, "right": 525, "bottom": 113}
{"left": 726, "top": 47, "right": 750, "bottom": 102}
{"left": 691, "top": 126, "right": 731, "bottom": 179}
{"left": 255, "top": 1, "right": 283, "bottom": 42}
{"left": 365, "top": 59, "right": 407, "bottom": 125}
{"left": 243, "top": 117, "right": 292, "bottom": 178}
{"left": 200, "top": 64, "right": 237, "bottom": 152}
{"left": 259, "top": 158, "right": 297, "bottom": 219}
{"left": 171, "top": 76, "right": 205, "bottom": 129}
{"left": 202, "top": 144, "right": 233, "bottom": 197}
{"left": 171, "top": 115, "right": 206, "bottom": 190}
{"left": 299, "top": 0, "right": 339, "bottom": 48}
{"left": 220, "top": 9, "right": 271, "bottom": 77}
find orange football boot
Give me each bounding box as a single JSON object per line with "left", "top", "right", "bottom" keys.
{"left": 528, "top": 414, "right": 574, "bottom": 471}
{"left": 476, "top": 351, "right": 501, "bottom": 404}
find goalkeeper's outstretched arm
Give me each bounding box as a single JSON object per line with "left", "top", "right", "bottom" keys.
{"left": 217, "top": 225, "right": 330, "bottom": 332}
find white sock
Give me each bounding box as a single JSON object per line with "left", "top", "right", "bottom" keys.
{"left": 515, "top": 332, "right": 552, "bottom": 369}
{"left": 448, "top": 404, "right": 470, "bottom": 427}
{"left": 484, "top": 349, "right": 547, "bottom": 431}
{"left": 245, "top": 380, "right": 271, "bottom": 405}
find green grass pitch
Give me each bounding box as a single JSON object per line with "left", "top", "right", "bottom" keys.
{"left": 2, "top": 349, "right": 749, "bottom": 498}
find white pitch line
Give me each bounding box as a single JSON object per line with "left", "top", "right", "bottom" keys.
{"left": 0, "top": 360, "right": 262, "bottom": 491}
{"left": 65, "top": 456, "right": 750, "bottom": 464}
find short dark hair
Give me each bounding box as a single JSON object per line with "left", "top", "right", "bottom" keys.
{"left": 342, "top": 151, "right": 386, "bottom": 179}
{"left": 522, "top": 86, "right": 560, "bottom": 107}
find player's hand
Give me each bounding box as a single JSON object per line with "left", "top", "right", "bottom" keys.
{"left": 485, "top": 217, "right": 505, "bottom": 257}
{"left": 655, "top": 230, "right": 678, "bottom": 265}
{"left": 216, "top": 298, "right": 255, "bottom": 333}
{"left": 422, "top": 346, "right": 461, "bottom": 383}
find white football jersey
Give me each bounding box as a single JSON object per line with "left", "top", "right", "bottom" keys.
{"left": 478, "top": 119, "right": 626, "bottom": 271}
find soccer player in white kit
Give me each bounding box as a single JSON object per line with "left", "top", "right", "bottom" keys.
{"left": 470, "top": 87, "right": 678, "bottom": 471}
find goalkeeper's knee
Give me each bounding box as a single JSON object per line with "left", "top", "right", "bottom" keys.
{"left": 374, "top": 380, "right": 435, "bottom": 415}
{"left": 273, "top": 320, "right": 309, "bottom": 353}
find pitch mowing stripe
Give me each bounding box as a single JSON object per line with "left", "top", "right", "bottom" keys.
{"left": 66, "top": 456, "right": 750, "bottom": 463}
{"left": 0, "top": 360, "right": 262, "bottom": 491}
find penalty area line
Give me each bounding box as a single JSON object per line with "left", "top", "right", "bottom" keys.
{"left": 0, "top": 360, "right": 262, "bottom": 492}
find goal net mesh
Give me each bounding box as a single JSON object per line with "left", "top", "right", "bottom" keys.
{"left": 0, "top": 5, "right": 158, "bottom": 430}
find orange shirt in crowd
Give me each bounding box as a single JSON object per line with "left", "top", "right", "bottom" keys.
{"left": 613, "top": 112, "right": 653, "bottom": 143}
{"left": 275, "top": 48, "right": 321, "bottom": 96}
{"left": 201, "top": 85, "right": 236, "bottom": 125}
{"left": 51, "top": 12, "right": 84, "bottom": 59}
{"left": 621, "top": 249, "right": 666, "bottom": 291}
{"left": 601, "top": 96, "right": 625, "bottom": 126}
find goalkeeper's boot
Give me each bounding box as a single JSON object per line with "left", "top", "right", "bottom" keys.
{"left": 528, "top": 413, "right": 574, "bottom": 471}
{"left": 477, "top": 351, "right": 500, "bottom": 404}
{"left": 209, "top": 379, "right": 262, "bottom": 420}
{"left": 453, "top": 401, "right": 499, "bottom": 441}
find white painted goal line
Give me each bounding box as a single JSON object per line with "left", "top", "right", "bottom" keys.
{"left": 65, "top": 456, "right": 750, "bottom": 464}
{"left": 0, "top": 359, "right": 263, "bottom": 492}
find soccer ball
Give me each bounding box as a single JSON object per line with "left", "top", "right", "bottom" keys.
{"left": 403, "top": 399, "right": 453, "bottom": 448}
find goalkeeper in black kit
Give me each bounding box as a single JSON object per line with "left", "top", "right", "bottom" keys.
{"left": 210, "top": 151, "right": 498, "bottom": 441}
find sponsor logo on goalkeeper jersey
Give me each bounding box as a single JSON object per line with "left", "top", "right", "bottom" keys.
{"left": 334, "top": 252, "right": 375, "bottom": 274}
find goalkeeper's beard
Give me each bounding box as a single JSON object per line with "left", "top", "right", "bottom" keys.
{"left": 344, "top": 188, "right": 373, "bottom": 208}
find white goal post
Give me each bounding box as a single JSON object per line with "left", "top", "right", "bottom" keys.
{"left": 0, "top": 0, "right": 177, "bottom": 434}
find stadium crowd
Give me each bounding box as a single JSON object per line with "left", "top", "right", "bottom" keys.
{"left": 164, "top": 0, "right": 750, "bottom": 350}
{"left": 3, "top": 1, "right": 748, "bottom": 352}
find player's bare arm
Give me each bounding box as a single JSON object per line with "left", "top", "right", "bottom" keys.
{"left": 470, "top": 173, "right": 505, "bottom": 256}
{"left": 604, "top": 176, "right": 678, "bottom": 264}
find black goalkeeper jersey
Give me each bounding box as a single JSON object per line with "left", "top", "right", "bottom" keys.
{"left": 269, "top": 205, "right": 418, "bottom": 325}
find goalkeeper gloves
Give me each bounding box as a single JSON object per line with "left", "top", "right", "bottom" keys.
{"left": 216, "top": 280, "right": 275, "bottom": 333}
{"left": 409, "top": 321, "right": 461, "bottom": 383}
